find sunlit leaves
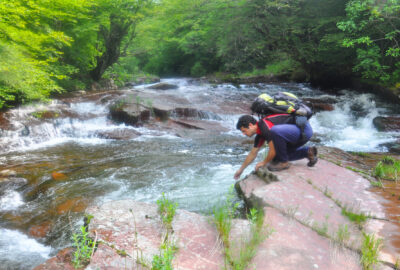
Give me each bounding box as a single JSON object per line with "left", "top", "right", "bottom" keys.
{"left": 338, "top": 0, "right": 400, "bottom": 84}
{"left": 0, "top": 0, "right": 93, "bottom": 107}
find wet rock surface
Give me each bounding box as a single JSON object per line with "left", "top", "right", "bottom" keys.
{"left": 0, "top": 177, "right": 27, "bottom": 196}
{"left": 373, "top": 116, "right": 400, "bottom": 131}
{"left": 147, "top": 82, "right": 179, "bottom": 90}
{"left": 303, "top": 97, "right": 335, "bottom": 112}
{"left": 33, "top": 247, "right": 75, "bottom": 270}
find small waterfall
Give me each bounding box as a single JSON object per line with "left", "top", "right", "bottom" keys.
{"left": 311, "top": 90, "right": 398, "bottom": 152}
{"left": 0, "top": 101, "right": 135, "bottom": 152}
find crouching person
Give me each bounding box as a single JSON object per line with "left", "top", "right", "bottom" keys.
{"left": 234, "top": 114, "right": 317, "bottom": 180}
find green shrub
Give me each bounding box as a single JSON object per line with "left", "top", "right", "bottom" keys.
{"left": 151, "top": 241, "right": 177, "bottom": 270}
{"left": 157, "top": 193, "right": 178, "bottom": 229}
{"left": 373, "top": 156, "right": 400, "bottom": 181}
{"left": 191, "top": 62, "right": 207, "bottom": 77}
{"left": 71, "top": 216, "right": 96, "bottom": 269}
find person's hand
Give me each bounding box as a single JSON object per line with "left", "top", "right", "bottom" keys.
{"left": 255, "top": 161, "right": 267, "bottom": 171}
{"left": 234, "top": 169, "right": 243, "bottom": 180}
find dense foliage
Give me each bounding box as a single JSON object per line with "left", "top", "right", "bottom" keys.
{"left": 0, "top": 0, "right": 398, "bottom": 109}
{"left": 338, "top": 0, "right": 400, "bottom": 86}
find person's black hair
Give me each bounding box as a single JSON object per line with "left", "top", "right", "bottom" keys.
{"left": 236, "top": 115, "right": 257, "bottom": 130}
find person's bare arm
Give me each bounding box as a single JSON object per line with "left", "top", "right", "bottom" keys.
{"left": 234, "top": 147, "right": 260, "bottom": 180}
{"left": 255, "top": 140, "right": 276, "bottom": 171}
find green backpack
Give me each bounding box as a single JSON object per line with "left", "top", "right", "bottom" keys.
{"left": 250, "top": 92, "right": 313, "bottom": 119}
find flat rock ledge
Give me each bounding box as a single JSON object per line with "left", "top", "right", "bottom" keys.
{"left": 35, "top": 200, "right": 251, "bottom": 270}
{"left": 236, "top": 159, "right": 397, "bottom": 270}
{"left": 36, "top": 159, "right": 398, "bottom": 270}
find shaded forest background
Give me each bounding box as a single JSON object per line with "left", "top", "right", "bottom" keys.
{"left": 0, "top": 0, "right": 399, "bottom": 109}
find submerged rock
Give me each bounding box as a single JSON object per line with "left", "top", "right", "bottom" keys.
{"left": 51, "top": 172, "right": 67, "bottom": 181}
{"left": 29, "top": 221, "right": 52, "bottom": 238}
{"left": 0, "top": 177, "right": 27, "bottom": 196}
{"left": 381, "top": 140, "right": 400, "bottom": 154}
{"left": 0, "top": 169, "right": 17, "bottom": 177}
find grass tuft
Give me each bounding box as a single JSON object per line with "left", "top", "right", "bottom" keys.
{"left": 152, "top": 193, "right": 178, "bottom": 270}
{"left": 213, "top": 186, "right": 271, "bottom": 270}
{"left": 157, "top": 193, "right": 178, "bottom": 230}
{"left": 335, "top": 224, "right": 350, "bottom": 245}
{"left": 361, "top": 233, "right": 382, "bottom": 270}
{"left": 341, "top": 206, "right": 367, "bottom": 227}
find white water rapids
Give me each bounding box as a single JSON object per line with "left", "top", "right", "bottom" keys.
{"left": 0, "top": 78, "right": 399, "bottom": 269}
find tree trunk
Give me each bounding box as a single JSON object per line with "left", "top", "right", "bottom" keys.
{"left": 90, "top": 15, "right": 132, "bottom": 82}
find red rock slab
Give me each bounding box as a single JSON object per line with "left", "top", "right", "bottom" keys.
{"left": 172, "top": 209, "right": 225, "bottom": 270}
{"left": 249, "top": 207, "right": 361, "bottom": 270}
{"left": 33, "top": 247, "right": 75, "bottom": 270}
{"left": 274, "top": 159, "right": 385, "bottom": 219}
{"left": 86, "top": 200, "right": 163, "bottom": 265}
{"left": 237, "top": 171, "right": 362, "bottom": 249}
{"left": 86, "top": 200, "right": 227, "bottom": 269}
{"left": 228, "top": 218, "right": 253, "bottom": 260}
{"left": 86, "top": 243, "right": 143, "bottom": 270}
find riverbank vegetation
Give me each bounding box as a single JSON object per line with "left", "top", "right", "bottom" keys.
{"left": 374, "top": 156, "right": 400, "bottom": 181}
{"left": 213, "top": 187, "right": 270, "bottom": 269}
{"left": 0, "top": 0, "right": 399, "bottom": 109}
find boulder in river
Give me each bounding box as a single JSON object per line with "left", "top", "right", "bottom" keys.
{"left": 109, "top": 101, "right": 150, "bottom": 126}
{"left": 146, "top": 82, "right": 179, "bottom": 90}
{"left": 125, "top": 75, "right": 160, "bottom": 87}
{"left": 303, "top": 97, "right": 335, "bottom": 112}
{"left": 95, "top": 129, "right": 142, "bottom": 140}
{"left": 373, "top": 116, "right": 400, "bottom": 131}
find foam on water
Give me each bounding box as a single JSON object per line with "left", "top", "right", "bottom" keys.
{"left": 0, "top": 191, "right": 24, "bottom": 211}
{"left": 101, "top": 160, "right": 248, "bottom": 213}
{"left": 132, "top": 133, "right": 184, "bottom": 141}
{"left": 311, "top": 91, "right": 397, "bottom": 151}
{"left": 0, "top": 229, "right": 51, "bottom": 269}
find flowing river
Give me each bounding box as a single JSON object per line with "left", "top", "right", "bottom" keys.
{"left": 0, "top": 78, "right": 399, "bottom": 269}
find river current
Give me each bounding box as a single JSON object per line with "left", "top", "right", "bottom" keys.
{"left": 0, "top": 78, "right": 399, "bottom": 269}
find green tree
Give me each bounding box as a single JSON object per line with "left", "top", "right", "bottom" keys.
{"left": 0, "top": 0, "right": 92, "bottom": 107}
{"left": 338, "top": 0, "right": 400, "bottom": 85}
{"left": 89, "top": 0, "right": 152, "bottom": 81}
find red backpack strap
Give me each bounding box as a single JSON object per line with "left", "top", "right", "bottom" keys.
{"left": 262, "top": 113, "right": 289, "bottom": 129}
